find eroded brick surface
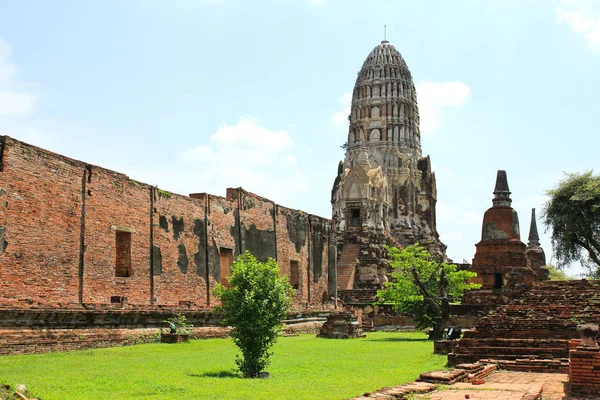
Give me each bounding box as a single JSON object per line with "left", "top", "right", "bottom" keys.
{"left": 0, "top": 136, "right": 337, "bottom": 352}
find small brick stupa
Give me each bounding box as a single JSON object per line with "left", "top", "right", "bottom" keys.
{"left": 463, "top": 170, "right": 539, "bottom": 305}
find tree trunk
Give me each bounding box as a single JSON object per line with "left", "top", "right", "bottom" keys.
{"left": 431, "top": 321, "right": 445, "bottom": 341}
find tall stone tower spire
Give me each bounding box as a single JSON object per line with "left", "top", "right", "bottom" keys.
{"left": 331, "top": 41, "right": 446, "bottom": 291}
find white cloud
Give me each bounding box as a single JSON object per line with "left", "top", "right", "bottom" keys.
{"left": 416, "top": 81, "right": 471, "bottom": 135}
{"left": 557, "top": 0, "right": 600, "bottom": 50}
{"left": 0, "top": 39, "right": 36, "bottom": 117}
{"left": 330, "top": 91, "right": 352, "bottom": 126}
{"left": 178, "top": 117, "right": 307, "bottom": 203}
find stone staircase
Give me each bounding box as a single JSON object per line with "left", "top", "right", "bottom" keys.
{"left": 337, "top": 243, "right": 360, "bottom": 291}
{"left": 448, "top": 280, "right": 600, "bottom": 371}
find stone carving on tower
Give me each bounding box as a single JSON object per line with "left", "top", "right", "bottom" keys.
{"left": 332, "top": 40, "right": 446, "bottom": 292}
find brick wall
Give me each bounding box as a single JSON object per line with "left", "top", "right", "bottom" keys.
{"left": 153, "top": 191, "right": 208, "bottom": 307}
{"left": 0, "top": 136, "right": 335, "bottom": 312}
{"left": 570, "top": 347, "right": 600, "bottom": 396}
{"left": 0, "top": 138, "right": 83, "bottom": 307}
{"left": 83, "top": 167, "right": 152, "bottom": 305}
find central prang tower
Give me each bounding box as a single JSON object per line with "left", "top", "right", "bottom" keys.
{"left": 332, "top": 40, "right": 446, "bottom": 291}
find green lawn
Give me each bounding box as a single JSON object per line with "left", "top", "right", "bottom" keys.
{"left": 0, "top": 331, "right": 446, "bottom": 400}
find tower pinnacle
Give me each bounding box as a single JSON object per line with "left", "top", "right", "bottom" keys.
{"left": 528, "top": 208, "right": 540, "bottom": 247}
{"left": 492, "top": 170, "right": 512, "bottom": 207}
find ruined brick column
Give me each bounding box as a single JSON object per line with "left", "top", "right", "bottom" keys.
{"left": 570, "top": 324, "right": 600, "bottom": 397}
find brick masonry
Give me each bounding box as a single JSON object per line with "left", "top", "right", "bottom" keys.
{"left": 449, "top": 280, "right": 600, "bottom": 372}
{"left": 570, "top": 346, "right": 600, "bottom": 396}
{"left": 0, "top": 136, "right": 337, "bottom": 352}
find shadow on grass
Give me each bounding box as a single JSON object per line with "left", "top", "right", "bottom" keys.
{"left": 189, "top": 370, "right": 241, "bottom": 379}
{"left": 365, "top": 337, "right": 430, "bottom": 343}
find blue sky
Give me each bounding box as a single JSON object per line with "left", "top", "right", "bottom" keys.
{"left": 0, "top": 0, "right": 598, "bottom": 275}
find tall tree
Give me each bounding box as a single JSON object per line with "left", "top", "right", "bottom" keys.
{"left": 376, "top": 244, "right": 480, "bottom": 340}
{"left": 213, "top": 251, "right": 294, "bottom": 378}
{"left": 543, "top": 171, "right": 600, "bottom": 277}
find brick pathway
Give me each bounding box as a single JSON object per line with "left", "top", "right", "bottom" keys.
{"left": 416, "top": 371, "right": 570, "bottom": 400}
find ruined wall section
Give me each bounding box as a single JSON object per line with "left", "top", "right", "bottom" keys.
{"left": 83, "top": 168, "right": 152, "bottom": 305}
{"left": 276, "top": 206, "right": 309, "bottom": 304}
{"left": 201, "top": 193, "right": 238, "bottom": 301}
{"left": 0, "top": 137, "right": 83, "bottom": 307}
{"left": 231, "top": 189, "right": 277, "bottom": 263}
{"left": 153, "top": 191, "right": 208, "bottom": 307}
{"left": 0, "top": 137, "right": 335, "bottom": 311}
{"left": 229, "top": 189, "right": 334, "bottom": 308}
{"left": 309, "top": 214, "right": 332, "bottom": 305}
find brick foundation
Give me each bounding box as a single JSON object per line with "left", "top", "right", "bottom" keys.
{"left": 433, "top": 340, "right": 459, "bottom": 355}
{"left": 449, "top": 280, "right": 600, "bottom": 369}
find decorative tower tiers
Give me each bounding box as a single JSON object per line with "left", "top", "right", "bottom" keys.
{"left": 332, "top": 41, "right": 446, "bottom": 291}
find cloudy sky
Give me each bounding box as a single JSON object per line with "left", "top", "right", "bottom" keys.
{"left": 0, "top": 0, "right": 598, "bottom": 275}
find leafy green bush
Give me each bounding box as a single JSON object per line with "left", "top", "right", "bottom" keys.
{"left": 213, "top": 251, "right": 294, "bottom": 378}
{"left": 164, "top": 313, "right": 193, "bottom": 335}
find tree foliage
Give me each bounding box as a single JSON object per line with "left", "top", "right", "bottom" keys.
{"left": 546, "top": 264, "right": 573, "bottom": 281}
{"left": 542, "top": 171, "right": 600, "bottom": 277}
{"left": 164, "top": 313, "right": 193, "bottom": 335}
{"left": 376, "top": 244, "right": 480, "bottom": 340}
{"left": 213, "top": 251, "right": 294, "bottom": 378}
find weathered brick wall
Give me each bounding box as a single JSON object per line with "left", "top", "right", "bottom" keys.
{"left": 203, "top": 193, "right": 238, "bottom": 304}
{"left": 308, "top": 214, "right": 332, "bottom": 306}
{"left": 226, "top": 189, "right": 335, "bottom": 308}
{"left": 83, "top": 167, "right": 151, "bottom": 305}
{"left": 0, "top": 137, "right": 335, "bottom": 312}
{"left": 570, "top": 347, "right": 600, "bottom": 396}
{"left": 234, "top": 189, "right": 277, "bottom": 262}
{"left": 0, "top": 138, "right": 83, "bottom": 307}
{"left": 153, "top": 191, "right": 208, "bottom": 307}
{"left": 276, "top": 205, "right": 310, "bottom": 304}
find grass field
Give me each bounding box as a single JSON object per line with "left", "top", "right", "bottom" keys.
{"left": 0, "top": 331, "right": 446, "bottom": 400}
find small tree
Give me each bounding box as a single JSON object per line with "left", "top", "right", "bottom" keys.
{"left": 376, "top": 244, "right": 480, "bottom": 340}
{"left": 213, "top": 251, "right": 294, "bottom": 378}
{"left": 164, "top": 313, "right": 193, "bottom": 335}
{"left": 543, "top": 171, "right": 600, "bottom": 277}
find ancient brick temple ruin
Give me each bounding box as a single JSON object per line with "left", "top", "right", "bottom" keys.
{"left": 450, "top": 279, "right": 600, "bottom": 372}
{"left": 463, "top": 170, "right": 549, "bottom": 305}
{"left": 332, "top": 40, "right": 446, "bottom": 295}
{"left": 0, "top": 40, "right": 569, "bottom": 357}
